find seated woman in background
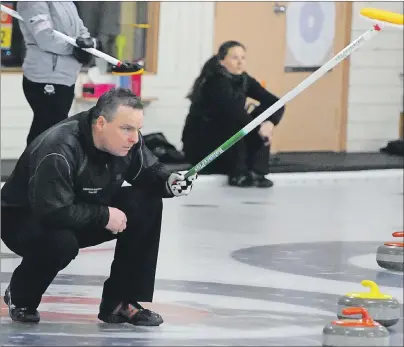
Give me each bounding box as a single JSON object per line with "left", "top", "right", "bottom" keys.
{"left": 181, "top": 40, "right": 285, "bottom": 188}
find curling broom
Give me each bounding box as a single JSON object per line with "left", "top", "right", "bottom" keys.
{"left": 0, "top": 4, "right": 143, "bottom": 75}
{"left": 182, "top": 8, "right": 404, "bottom": 179}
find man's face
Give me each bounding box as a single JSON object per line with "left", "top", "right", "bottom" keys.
{"left": 95, "top": 105, "right": 144, "bottom": 156}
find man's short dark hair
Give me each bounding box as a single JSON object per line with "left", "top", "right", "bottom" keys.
{"left": 92, "top": 88, "right": 144, "bottom": 123}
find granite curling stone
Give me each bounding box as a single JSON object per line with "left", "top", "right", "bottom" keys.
{"left": 323, "top": 307, "right": 389, "bottom": 346}
{"left": 337, "top": 280, "right": 400, "bottom": 327}
{"left": 376, "top": 231, "right": 404, "bottom": 272}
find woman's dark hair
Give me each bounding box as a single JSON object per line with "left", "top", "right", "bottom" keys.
{"left": 187, "top": 40, "right": 246, "bottom": 103}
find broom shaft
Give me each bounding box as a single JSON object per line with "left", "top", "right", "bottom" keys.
{"left": 1, "top": 4, "right": 122, "bottom": 66}
{"left": 184, "top": 24, "right": 382, "bottom": 179}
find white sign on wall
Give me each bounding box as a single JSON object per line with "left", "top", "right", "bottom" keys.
{"left": 285, "top": 1, "right": 336, "bottom": 72}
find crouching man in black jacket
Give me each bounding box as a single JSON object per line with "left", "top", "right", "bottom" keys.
{"left": 1, "top": 88, "right": 197, "bottom": 325}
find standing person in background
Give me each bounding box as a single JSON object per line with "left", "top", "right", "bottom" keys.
{"left": 17, "top": 1, "right": 101, "bottom": 145}
{"left": 181, "top": 40, "right": 285, "bottom": 188}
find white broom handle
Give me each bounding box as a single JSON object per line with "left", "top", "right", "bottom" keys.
{"left": 1, "top": 4, "right": 122, "bottom": 66}
{"left": 243, "top": 23, "right": 383, "bottom": 134}
{"left": 183, "top": 23, "right": 385, "bottom": 178}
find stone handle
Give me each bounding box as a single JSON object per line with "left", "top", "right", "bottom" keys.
{"left": 342, "top": 307, "right": 372, "bottom": 323}
{"left": 361, "top": 280, "right": 381, "bottom": 296}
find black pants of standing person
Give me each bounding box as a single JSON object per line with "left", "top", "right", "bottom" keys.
{"left": 1, "top": 187, "right": 163, "bottom": 310}
{"left": 23, "top": 76, "right": 75, "bottom": 145}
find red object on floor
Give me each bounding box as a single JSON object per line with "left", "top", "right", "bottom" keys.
{"left": 82, "top": 83, "right": 116, "bottom": 99}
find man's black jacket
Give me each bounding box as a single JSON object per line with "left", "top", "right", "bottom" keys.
{"left": 1, "top": 107, "right": 173, "bottom": 230}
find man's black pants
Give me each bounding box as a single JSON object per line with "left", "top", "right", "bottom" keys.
{"left": 23, "top": 77, "right": 75, "bottom": 145}
{"left": 1, "top": 187, "right": 163, "bottom": 310}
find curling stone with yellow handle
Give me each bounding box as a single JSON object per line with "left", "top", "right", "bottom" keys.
{"left": 337, "top": 280, "right": 400, "bottom": 327}
{"left": 376, "top": 231, "right": 404, "bottom": 272}
{"left": 323, "top": 307, "right": 389, "bottom": 346}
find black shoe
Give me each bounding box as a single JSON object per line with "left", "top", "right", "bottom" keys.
{"left": 4, "top": 286, "right": 40, "bottom": 323}
{"left": 98, "top": 299, "right": 163, "bottom": 326}
{"left": 228, "top": 173, "right": 254, "bottom": 187}
{"left": 250, "top": 171, "right": 274, "bottom": 188}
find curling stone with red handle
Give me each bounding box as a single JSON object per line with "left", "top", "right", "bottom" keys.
{"left": 376, "top": 231, "right": 404, "bottom": 272}
{"left": 323, "top": 307, "right": 389, "bottom": 346}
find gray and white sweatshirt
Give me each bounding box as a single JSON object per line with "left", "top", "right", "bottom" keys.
{"left": 17, "top": 1, "right": 91, "bottom": 86}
